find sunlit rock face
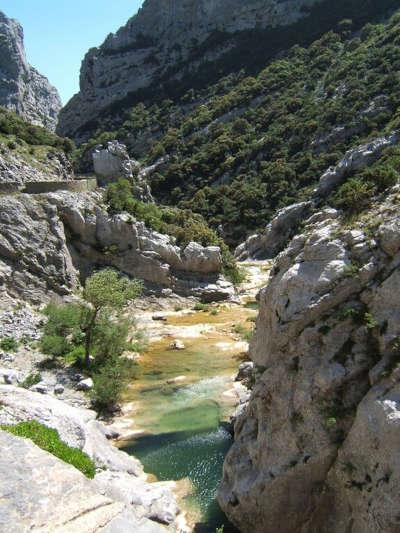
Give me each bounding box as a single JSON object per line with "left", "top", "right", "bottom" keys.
{"left": 218, "top": 187, "right": 400, "bottom": 532}
{"left": 0, "top": 11, "right": 61, "bottom": 130}
{"left": 57, "top": 0, "right": 321, "bottom": 139}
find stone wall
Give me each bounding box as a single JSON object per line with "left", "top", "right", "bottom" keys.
{"left": 23, "top": 178, "right": 97, "bottom": 194}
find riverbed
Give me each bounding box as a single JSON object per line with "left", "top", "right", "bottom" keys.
{"left": 117, "top": 261, "right": 270, "bottom": 531}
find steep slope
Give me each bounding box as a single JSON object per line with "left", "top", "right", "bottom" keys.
{"left": 218, "top": 184, "right": 400, "bottom": 532}
{"left": 73, "top": 7, "right": 400, "bottom": 245}
{"left": 0, "top": 11, "right": 61, "bottom": 131}
{"left": 58, "top": 0, "right": 398, "bottom": 140}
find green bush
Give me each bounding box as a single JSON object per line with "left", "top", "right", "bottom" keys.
{"left": 0, "top": 106, "right": 75, "bottom": 152}
{"left": 91, "top": 358, "right": 137, "bottom": 412}
{"left": 332, "top": 177, "right": 376, "bottom": 213}
{"left": 1, "top": 421, "right": 96, "bottom": 478}
{"left": 20, "top": 373, "right": 42, "bottom": 389}
{"left": 79, "top": 9, "right": 400, "bottom": 244}
{"left": 40, "top": 334, "right": 73, "bottom": 358}
{"left": 0, "top": 337, "right": 19, "bottom": 352}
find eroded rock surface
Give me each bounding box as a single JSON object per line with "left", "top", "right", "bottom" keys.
{"left": 0, "top": 11, "right": 61, "bottom": 130}
{"left": 0, "top": 191, "right": 234, "bottom": 303}
{"left": 0, "top": 430, "right": 169, "bottom": 532}
{"left": 57, "top": 0, "right": 322, "bottom": 139}
{"left": 0, "top": 386, "right": 181, "bottom": 529}
{"left": 219, "top": 189, "right": 400, "bottom": 532}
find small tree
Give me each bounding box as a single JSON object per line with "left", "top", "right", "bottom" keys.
{"left": 81, "top": 269, "right": 143, "bottom": 367}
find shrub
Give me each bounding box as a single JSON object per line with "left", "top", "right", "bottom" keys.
{"left": 91, "top": 358, "right": 137, "bottom": 412}
{"left": 20, "top": 373, "right": 42, "bottom": 389}
{"left": 40, "top": 334, "right": 72, "bottom": 358}
{"left": 0, "top": 337, "right": 18, "bottom": 352}
{"left": 1, "top": 421, "right": 96, "bottom": 478}
{"left": 332, "top": 177, "right": 376, "bottom": 213}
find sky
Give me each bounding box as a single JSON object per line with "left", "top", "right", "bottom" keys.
{"left": 2, "top": 1, "right": 144, "bottom": 104}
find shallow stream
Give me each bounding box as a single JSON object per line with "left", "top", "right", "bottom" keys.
{"left": 119, "top": 262, "right": 270, "bottom": 531}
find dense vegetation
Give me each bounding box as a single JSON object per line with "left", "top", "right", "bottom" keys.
{"left": 40, "top": 269, "right": 145, "bottom": 411}
{"left": 1, "top": 421, "right": 96, "bottom": 478}
{"left": 0, "top": 107, "right": 74, "bottom": 152}
{"left": 78, "top": 11, "right": 400, "bottom": 244}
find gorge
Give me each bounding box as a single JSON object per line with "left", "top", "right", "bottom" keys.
{"left": 1, "top": 1, "right": 400, "bottom": 532}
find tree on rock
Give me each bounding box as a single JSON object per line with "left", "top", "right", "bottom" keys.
{"left": 81, "top": 269, "right": 143, "bottom": 367}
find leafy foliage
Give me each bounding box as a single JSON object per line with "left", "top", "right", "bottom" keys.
{"left": 1, "top": 421, "right": 96, "bottom": 478}
{"left": 0, "top": 337, "right": 19, "bottom": 352}
{"left": 80, "top": 11, "right": 400, "bottom": 243}
{"left": 40, "top": 270, "right": 143, "bottom": 411}
{"left": 0, "top": 106, "right": 74, "bottom": 152}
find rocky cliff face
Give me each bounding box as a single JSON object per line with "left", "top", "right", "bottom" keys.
{"left": 0, "top": 191, "right": 233, "bottom": 304}
{"left": 218, "top": 187, "right": 400, "bottom": 531}
{"left": 58, "top": 0, "right": 323, "bottom": 138}
{"left": 0, "top": 11, "right": 61, "bottom": 130}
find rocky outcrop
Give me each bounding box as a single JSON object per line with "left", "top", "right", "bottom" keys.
{"left": 93, "top": 140, "right": 153, "bottom": 202}
{"left": 0, "top": 11, "right": 61, "bottom": 130}
{"left": 236, "top": 132, "right": 399, "bottom": 261}
{"left": 235, "top": 202, "right": 313, "bottom": 260}
{"left": 57, "top": 0, "right": 324, "bottom": 139}
{"left": 0, "top": 385, "right": 182, "bottom": 531}
{"left": 0, "top": 143, "right": 73, "bottom": 185}
{"left": 219, "top": 188, "right": 400, "bottom": 532}
{"left": 0, "top": 430, "right": 168, "bottom": 533}
{"left": 316, "top": 131, "right": 399, "bottom": 197}
{"left": 0, "top": 190, "right": 234, "bottom": 303}
{"left": 93, "top": 140, "right": 140, "bottom": 184}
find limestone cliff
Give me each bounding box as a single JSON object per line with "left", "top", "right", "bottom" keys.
{"left": 57, "top": 0, "right": 324, "bottom": 138}
{"left": 218, "top": 187, "right": 400, "bottom": 531}
{"left": 0, "top": 11, "right": 61, "bottom": 130}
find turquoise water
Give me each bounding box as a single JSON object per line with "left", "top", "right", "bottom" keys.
{"left": 125, "top": 424, "right": 238, "bottom": 532}
{"left": 120, "top": 309, "right": 255, "bottom": 531}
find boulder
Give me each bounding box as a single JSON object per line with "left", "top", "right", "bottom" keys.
{"left": 169, "top": 340, "right": 185, "bottom": 351}
{"left": 1, "top": 368, "right": 19, "bottom": 385}
{"left": 77, "top": 377, "right": 94, "bottom": 391}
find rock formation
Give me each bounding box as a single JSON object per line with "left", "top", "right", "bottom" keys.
{"left": 0, "top": 11, "right": 61, "bottom": 130}
{"left": 0, "top": 386, "right": 180, "bottom": 531}
{"left": 0, "top": 190, "right": 234, "bottom": 304}
{"left": 0, "top": 143, "right": 73, "bottom": 186}
{"left": 218, "top": 186, "right": 400, "bottom": 532}
{"left": 92, "top": 140, "right": 154, "bottom": 202}
{"left": 236, "top": 132, "right": 399, "bottom": 261}
{"left": 57, "top": 0, "right": 324, "bottom": 139}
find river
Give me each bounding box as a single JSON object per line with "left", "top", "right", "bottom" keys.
{"left": 115, "top": 261, "right": 270, "bottom": 531}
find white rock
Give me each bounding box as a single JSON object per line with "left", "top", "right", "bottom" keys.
{"left": 77, "top": 378, "right": 94, "bottom": 391}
